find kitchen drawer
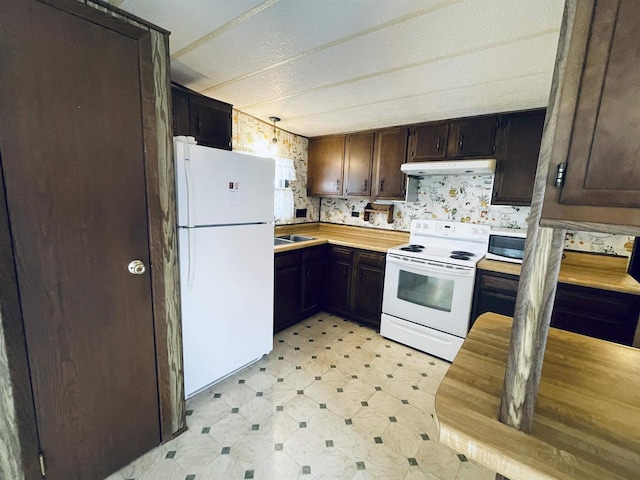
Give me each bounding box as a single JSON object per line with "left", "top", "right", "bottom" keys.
{"left": 275, "top": 250, "right": 301, "bottom": 269}
{"left": 555, "top": 284, "right": 636, "bottom": 319}
{"left": 356, "top": 251, "right": 385, "bottom": 269}
{"left": 480, "top": 273, "right": 519, "bottom": 293}
{"left": 329, "top": 246, "right": 353, "bottom": 262}
{"left": 302, "top": 245, "right": 326, "bottom": 263}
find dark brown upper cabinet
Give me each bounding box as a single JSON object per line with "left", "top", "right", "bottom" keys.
{"left": 344, "top": 132, "right": 375, "bottom": 197}
{"left": 447, "top": 116, "right": 498, "bottom": 158}
{"left": 372, "top": 127, "right": 408, "bottom": 200}
{"left": 557, "top": 0, "right": 640, "bottom": 209}
{"left": 307, "top": 135, "right": 346, "bottom": 196}
{"left": 171, "top": 87, "right": 190, "bottom": 137}
{"left": 408, "top": 122, "right": 449, "bottom": 161}
{"left": 492, "top": 109, "right": 546, "bottom": 206}
{"left": 543, "top": 0, "right": 640, "bottom": 229}
{"left": 407, "top": 116, "right": 498, "bottom": 163}
{"left": 308, "top": 128, "right": 407, "bottom": 199}
{"left": 171, "top": 83, "right": 232, "bottom": 150}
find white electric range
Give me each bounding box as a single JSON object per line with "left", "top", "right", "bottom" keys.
{"left": 380, "top": 220, "right": 490, "bottom": 361}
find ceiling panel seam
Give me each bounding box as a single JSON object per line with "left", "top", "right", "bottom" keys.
{"left": 274, "top": 71, "right": 551, "bottom": 126}
{"left": 172, "top": 0, "right": 281, "bottom": 59}
{"left": 197, "top": 0, "right": 465, "bottom": 95}
{"left": 236, "top": 29, "right": 559, "bottom": 110}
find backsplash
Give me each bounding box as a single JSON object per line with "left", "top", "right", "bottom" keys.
{"left": 231, "top": 112, "right": 632, "bottom": 257}
{"left": 320, "top": 174, "right": 634, "bottom": 257}
{"left": 231, "top": 110, "right": 318, "bottom": 225}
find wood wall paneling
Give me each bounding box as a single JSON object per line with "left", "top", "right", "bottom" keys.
{"left": 0, "top": 166, "right": 39, "bottom": 480}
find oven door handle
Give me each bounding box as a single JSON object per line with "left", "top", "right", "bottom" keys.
{"left": 387, "top": 256, "right": 474, "bottom": 277}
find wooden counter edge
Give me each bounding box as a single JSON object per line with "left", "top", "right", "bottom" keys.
{"left": 477, "top": 257, "right": 640, "bottom": 296}
{"left": 274, "top": 223, "right": 409, "bottom": 254}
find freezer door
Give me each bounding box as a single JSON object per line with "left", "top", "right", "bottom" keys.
{"left": 179, "top": 223, "right": 274, "bottom": 397}
{"left": 175, "top": 140, "right": 275, "bottom": 227}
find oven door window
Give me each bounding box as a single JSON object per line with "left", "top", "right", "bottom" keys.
{"left": 397, "top": 270, "right": 454, "bottom": 312}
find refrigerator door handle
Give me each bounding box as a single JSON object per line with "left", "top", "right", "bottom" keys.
{"left": 184, "top": 147, "right": 196, "bottom": 228}
{"left": 187, "top": 228, "right": 196, "bottom": 291}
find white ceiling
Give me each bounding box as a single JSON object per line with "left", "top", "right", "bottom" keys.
{"left": 114, "top": 0, "right": 565, "bottom": 137}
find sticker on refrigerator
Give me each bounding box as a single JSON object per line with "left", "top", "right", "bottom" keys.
{"left": 228, "top": 181, "right": 241, "bottom": 205}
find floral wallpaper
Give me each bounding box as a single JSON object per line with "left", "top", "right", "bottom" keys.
{"left": 231, "top": 110, "right": 319, "bottom": 225}
{"left": 320, "top": 174, "right": 634, "bottom": 257}
{"left": 231, "top": 112, "right": 632, "bottom": 257}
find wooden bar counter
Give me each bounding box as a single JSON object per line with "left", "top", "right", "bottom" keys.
{"left": 434, "top": 312, "right": 640, "bottom": 480}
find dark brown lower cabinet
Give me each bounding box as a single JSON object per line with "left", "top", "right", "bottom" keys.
{"left": 351, "top": 251, "right": 386, "bottom": 327}
{"left": 326, "top": 246, "right": 354, "bottom": 316}
{"left": 471, "top": 269, "right": 640, "bottom": 346}
{"left": 326, "top": 246, "right": 386, "bottom": 330}
{"left": 274, "top": 246, "right": 327, "bottom": 332}
{"left": 302, "top": 247, "right": 328, "bottom": 314}
{"left": 274, "top": 244, "right": 386, "bottom": 332}
{"left": 274, "top": 250, "right": 302, "bottom": 332}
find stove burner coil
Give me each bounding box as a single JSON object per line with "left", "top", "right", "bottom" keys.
{"left": 400, "top": 244, "right": 424, "bottom": 252}
{"left": 450, "top": 250, "right": 475, "bottom": 257}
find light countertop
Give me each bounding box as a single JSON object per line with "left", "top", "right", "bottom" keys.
{"left": 435, "top": 312, "right": 640, "bottom": 480}
{"left": 275, "top": 223, "right": 640, "bottom": 295}
{"left": 478, "top": 251, "right": 640, "bottom": 295}
{"left": 274, "top": 222, "right": 408, "bottom": 254}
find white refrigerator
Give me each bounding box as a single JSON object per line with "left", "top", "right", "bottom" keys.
{"left": 175, "top": 138, "right": 275, "bottom": 398}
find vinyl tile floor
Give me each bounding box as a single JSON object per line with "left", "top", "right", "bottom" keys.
{"left": 107, "top": 312, "right": 495, "bottom": 480}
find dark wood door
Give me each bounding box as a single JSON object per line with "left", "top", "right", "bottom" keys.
{"left": 188, "top": 94, "right": 232, "bottom": 150}
{"left": 344, "top": 132, "right": 374, "bottom": 197}
{"left": 274, "top": 252, "right": 302, "bottom": 332}
{"left": 373, "top": 128, "right": 408, "bottom": 199}
{"left": 409, "top": 123, "right": 449, "bottom": 161}
{"left": 302, "top": 260, "right": 327, "bottom": 313}
{"left": 0, "top": 1, "right": 160, "bottom": 478}
{"left": 493, "top": 110, "right": 545, "bottom": 205}
{"left": 470, "top": 271, "right": 519, "bottom": 327}
{"left": 308, "top": 135, "right": 346, "bottom": 196}
{"left": 560, "top": 0, "right": 640, "bottom": 207}
{"left": 351, "top": 252, "right": 385, "bottom": 329}
{"left": 326, "top": 247, "right": 353, "bottom": 314}
{"left": 447, "top": 116, "right": 497, "bottom": 158}
{"left": 301, "top": 247, "right": 326, "bottom": 315}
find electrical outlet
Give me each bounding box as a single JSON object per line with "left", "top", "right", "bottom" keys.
{"left": 295, "top": 208, "right": 307, "bottom": 218}
{"left": 351, "top": 211, "right": 360, "bottom": 218}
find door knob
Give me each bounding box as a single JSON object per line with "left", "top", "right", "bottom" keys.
{"left": 128, "top": 260, "right": 146, "bottom": 275}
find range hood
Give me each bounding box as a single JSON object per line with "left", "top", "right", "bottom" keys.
{"left": 401, "top": 159, "right": 496, "bottom": 176}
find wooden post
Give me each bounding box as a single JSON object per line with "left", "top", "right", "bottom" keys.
{"left": 498, "top": 0, "right": 576, "bottom": 434}
{"left": 499, "top": 226, "right": 565, "bottom": 431}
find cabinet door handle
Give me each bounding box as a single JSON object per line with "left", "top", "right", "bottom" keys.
{"left": 459, "top": 134, "right": 464, "bottom": 151}
{"left": 436, "top": 137, "right": 441, "bottom": 152}
{"left": 197, "top": 113, "right": 202, "bottom": 134}
{"left": 363, "top": 179, "right": 368, "bottom": 192}
{"left": 380, "top": 179, "right": 384, "bottom": 192}
{"left": 336, "top": 179, "right": 340, "bottom": 192}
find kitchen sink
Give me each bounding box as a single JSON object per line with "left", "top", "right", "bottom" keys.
{"left": 276, "top": 234, "right": 315, "bottom": 242}
{"left": 274, "top": 238, "right": 293, "bottom": 246}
